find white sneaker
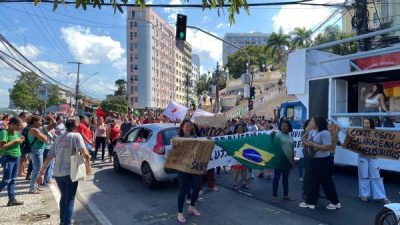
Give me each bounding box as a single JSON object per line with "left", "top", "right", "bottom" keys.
{"left": 326, "top": 203, "right": 341, "bottom": 210}
{"left": 299, "top": 202, "right": 315, "bottom": 209}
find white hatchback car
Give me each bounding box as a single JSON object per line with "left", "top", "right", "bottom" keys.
{"left": 113, "top": 123, "right": 179, "bottom": 188}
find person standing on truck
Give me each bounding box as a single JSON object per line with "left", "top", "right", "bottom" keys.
{"left": 358, "top": 118, "right": 390, "bottom": 204}
{"left": 361, "top": 83, "right": 388, "bottom": 113}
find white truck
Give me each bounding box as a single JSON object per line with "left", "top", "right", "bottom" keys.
{"left": 286, "top": 26, "right": 400, "bottom": 172}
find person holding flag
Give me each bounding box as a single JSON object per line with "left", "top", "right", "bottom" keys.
{"left": 272, "top": 119, "right": 295, "bottom": 203}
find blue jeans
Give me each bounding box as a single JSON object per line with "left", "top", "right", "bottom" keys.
{"left": 298, "top": 157, "right": 305, "bottom": 178}
{"left": 29, "top": 149, "right": 44, "bottom": 190}
{"left": 55, "top": 176, "right": 78, "bottom": 225}
{"left": 0, "top": 156, "right": 19, "bottom": 200}
{"left": 273, "top": 169, "right": 290, "bottom": 197}
{"left": 43, "top": 149, "right": 55, "bottom": 184}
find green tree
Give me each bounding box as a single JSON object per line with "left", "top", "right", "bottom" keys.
{"left": 195, "top": 74, "right": 212, "bottom": 95}
{"left": 267, "top": 28, "right": 290, "bottom": 71}
{"left": 47, "top": 84, "right": 64, "bottom": 106}
{"left": 37, "top": 0, "right": 249, "bottom": 24}
{"left": 114, "top": 79, "right": 127, "bottom": 96}
{"left": 290, "top": 27, "right": 313, "bottom": 49}
{"left": 100, "top": 95, "right": 128, "bottom": 114}
{"left": 10, "top": 72, "right": 42, "bottom": 110}
{"left": 313, "top": 25, "right": 357, "bottom": 55}
{"left": 226, "top": 45, "right": 269, "bottom": 79}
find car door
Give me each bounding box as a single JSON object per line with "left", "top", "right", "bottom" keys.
{"left": 120, "top": 127, "right": 141, "bottom": 171}
{"left": 131, "top": 128, "right": 153, "bottom": 173}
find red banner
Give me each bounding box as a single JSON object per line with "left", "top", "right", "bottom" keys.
{"left": 354, "top": 52, "right": 400, "bottom": 70}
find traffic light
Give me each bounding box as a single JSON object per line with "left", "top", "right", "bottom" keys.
{"left": 250, "top": 87, "right": 255, "bottom": 100}
{"left": 176, "top": 14, "right": 187, "bottom": 41}
{"left": 248, "top": 100, "right": 254, "bottom": 111}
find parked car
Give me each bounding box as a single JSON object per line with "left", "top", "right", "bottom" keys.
{"left": 113, "top": 123, "right": 179, "bottom": 188}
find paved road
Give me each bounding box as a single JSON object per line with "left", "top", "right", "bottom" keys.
{"left": 78, "top": 161, "right": 400, "bottom": 225}
{"left": 78, "top": 161, "right": 322, "bottom": 225}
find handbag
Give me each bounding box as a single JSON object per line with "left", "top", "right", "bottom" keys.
{"left": 70, "top": 134, "right": 86, "bottom": 182}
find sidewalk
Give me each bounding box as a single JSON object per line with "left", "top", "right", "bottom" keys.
{"left": 0, "top": 167, "right": 98, "bottom": 225}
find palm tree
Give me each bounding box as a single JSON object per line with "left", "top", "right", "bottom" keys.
{"left": 267, "top": 27, "right": 290, "bottom": 71}
{"left": 290, "top": 27, "right": 313, "bottom": 49}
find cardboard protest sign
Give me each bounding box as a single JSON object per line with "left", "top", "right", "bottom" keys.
{"left": 165, "top": 138, "right": 215, "bottom": 175}
{"left": 194, "top": 116, "right": 229, "bottom": 137}
{"left": 329, "top": 124, "right": 340, "bottom": 153}
{"left": 343, "top": 128, "right": 400, "bottom": 160}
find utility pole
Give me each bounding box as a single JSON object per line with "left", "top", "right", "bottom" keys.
{"left": 68, "top": 61, "right": 82, "bottom": 112}
{"left": 215, "top": 62, "right": 220, "bottom": 113}
{"left": 352, "top": 0, "right": 370, "bottom": 51}
{"left": 185, "top": 73, "right": 191, "bottom": 107}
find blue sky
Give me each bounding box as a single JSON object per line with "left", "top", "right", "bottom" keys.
{"left": 0, "top": 0, "right": 341, "bottom": 107}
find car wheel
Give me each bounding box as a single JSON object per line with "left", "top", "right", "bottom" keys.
{"left": 141, "top": 162, "right": 156, "bottom": 189}
{"left": 113, "top": 154, "right": 123, "bottom": 173}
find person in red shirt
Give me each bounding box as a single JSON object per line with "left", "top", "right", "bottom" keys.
{"left": 77, "top": 115, "right": 94, "bottom": 159}
{"left": 142, "top": 111, "right": 155, "bottom": 124}
{"left": 107, "top": 119, "right": 120, "bottom": 163}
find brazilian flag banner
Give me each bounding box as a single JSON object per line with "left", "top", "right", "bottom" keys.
{"left": 215, "top": 134, "right": 292, "bottom": 170}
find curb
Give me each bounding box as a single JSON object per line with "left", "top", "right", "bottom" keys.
{"left": 49, "top": 181, "right": 112, "bottom": 225}
{"left": 76, "top": 190, "right": 113, "bottom": 225}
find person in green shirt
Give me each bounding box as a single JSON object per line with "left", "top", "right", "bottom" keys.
{"left": 0, "top": 116, "right": 24, "bottom": 206}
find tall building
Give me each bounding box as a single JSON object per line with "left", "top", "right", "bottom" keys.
{"left": 342, "top": 0, "right": 400, "bottom": 33}
{"left": 222, "top": 32, "right": 269, "bottom": 66}
{"left": 175, "top": 41, "right": 193, "bottom": 106}
{"left": 191, "top": 54, "right": 200, "bottom": 68}
{"left": 127, "top": 7, "right": 176, "bottom": 109}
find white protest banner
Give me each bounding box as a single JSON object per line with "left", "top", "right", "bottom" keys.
{"left": 291, "top": 129, "right": 303, "bottom": 159}
{"left": 162, "top": 101, "right": 188, "bottom": 122}
{"left": 191, "top": 109, "right": 214, "bottom": 122}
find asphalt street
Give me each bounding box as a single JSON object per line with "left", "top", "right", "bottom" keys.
{"left": 77, "top": 161, "right": 400, "bottom": 225}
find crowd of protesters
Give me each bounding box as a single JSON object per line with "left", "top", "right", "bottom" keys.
{"left": 0, "top": 108, "right": 393, "bottom": 224}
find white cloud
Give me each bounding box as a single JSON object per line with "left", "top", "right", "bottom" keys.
{"left": 272, "top": 0, "right": 344, "bottom": 33}
{"left": 216, "top": 23, "right": 225, "bottom": 29}
{"left": 164, "top": 0, "right": 184, "bottom": 23}
{"left": 60, "top": 26, "right": 125, "bottom": 64}
{"left": 187, "top": 29, "right": 222, "bottom": 63}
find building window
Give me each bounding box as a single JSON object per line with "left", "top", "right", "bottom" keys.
{"left": 134, "top": 43, "right": 137, "bottom": 48}
{"left": 130, "top": 32, "right": 133, "bottom": 39}
{"left": 134, "top": 21, "right": 137, "bottom": 27}
{"left": 129, "top": 54, "right": 133, "bottom": 62}
{"left": 131, "top": 11, "right": 135, "bottom": 19}
{"left": 134, "top": 65, "right": 138, "bottom": 70}
{"left": 134, "top": 54, "right": 138, "bottom": 60}
{"left": 130, "top": 65, "right": 134, "bottom": 72}
{"left": 130, "top": 21, "right": 133, "bottom": 29}
{"left": 134, "top": 75, "right": 138, "bottom": 81}
{"left": 134, "top": 32, "right": 137, "bottom": 37}
{"left": 130, "top": 43, "right": 134, "bottom": 49}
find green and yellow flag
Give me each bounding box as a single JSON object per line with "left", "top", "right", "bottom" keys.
{"left": 215, "top": 134, "right": 292, "bottom": 170}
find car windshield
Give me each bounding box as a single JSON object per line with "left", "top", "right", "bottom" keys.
{"left": 162, "top": 128, "right": 178, "bottom": 145}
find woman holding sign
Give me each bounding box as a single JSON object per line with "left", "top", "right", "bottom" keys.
{"left": 299, "top": 117, "right": 341, "bottom": 210}
{"left": 177, "top": 119, "right": 202, "bottom": 224}
{"left": 358, "top": 118, "right": 390, "bottom": 204}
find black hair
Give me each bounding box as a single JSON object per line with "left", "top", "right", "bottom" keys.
{"left": 313, "top": 117, "right": 328, "bottom": 131}
{"left": 18, "top": 112, "right": 29, "bottom": 118}
{"left": 234, "top": 124, "right": 247, "bottom": 134}
{"left": 56, "top": 116, "right": 62, "bottom": 121}
{"left": 2, "top": 114, "right": 10, "bottom": 120}
{"left": 193, "top": 123, "right": 202, "bottom": 137}
{"left": 65, "top": 119, "right": 78, "bottom": 132}
{"left": 363, "top": 118, "right": 375, "bottom": 129}
{"left": 371, "top": 83, "right": 386, "bottom": 99}
{"left": 28, "top": 115, "right": 42, "bottom": 126}
{"left": 279, "top": 119, "right": 293, "bottom": 133}
{"left": 79, "top": 115, "right": 87, "bottom": 121}
{"left": 178, "top": 119, "right": 194, "bottom": 137}
{"left": 9, "top": 116, "right": 22, "bottom": 125}
{"left": 303, "top": 119, "right": 310, "bottom": 130}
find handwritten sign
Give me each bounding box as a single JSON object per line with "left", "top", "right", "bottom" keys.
{"left": 194, "top": 116, "right": 228, "bottom": 137}
{"left": 165, "top": 138, "right": 215, "bottom": 175}
{"left": 343, "top": 128, "right": 400, "bottom": 160}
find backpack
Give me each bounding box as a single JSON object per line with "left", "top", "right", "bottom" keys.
{"left": 21, "top": 127, "right": 37, "bottom": 154}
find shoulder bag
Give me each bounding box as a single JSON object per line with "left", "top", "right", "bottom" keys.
{"left": 70, "top": 134, "right": 86, "bottom": 182}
